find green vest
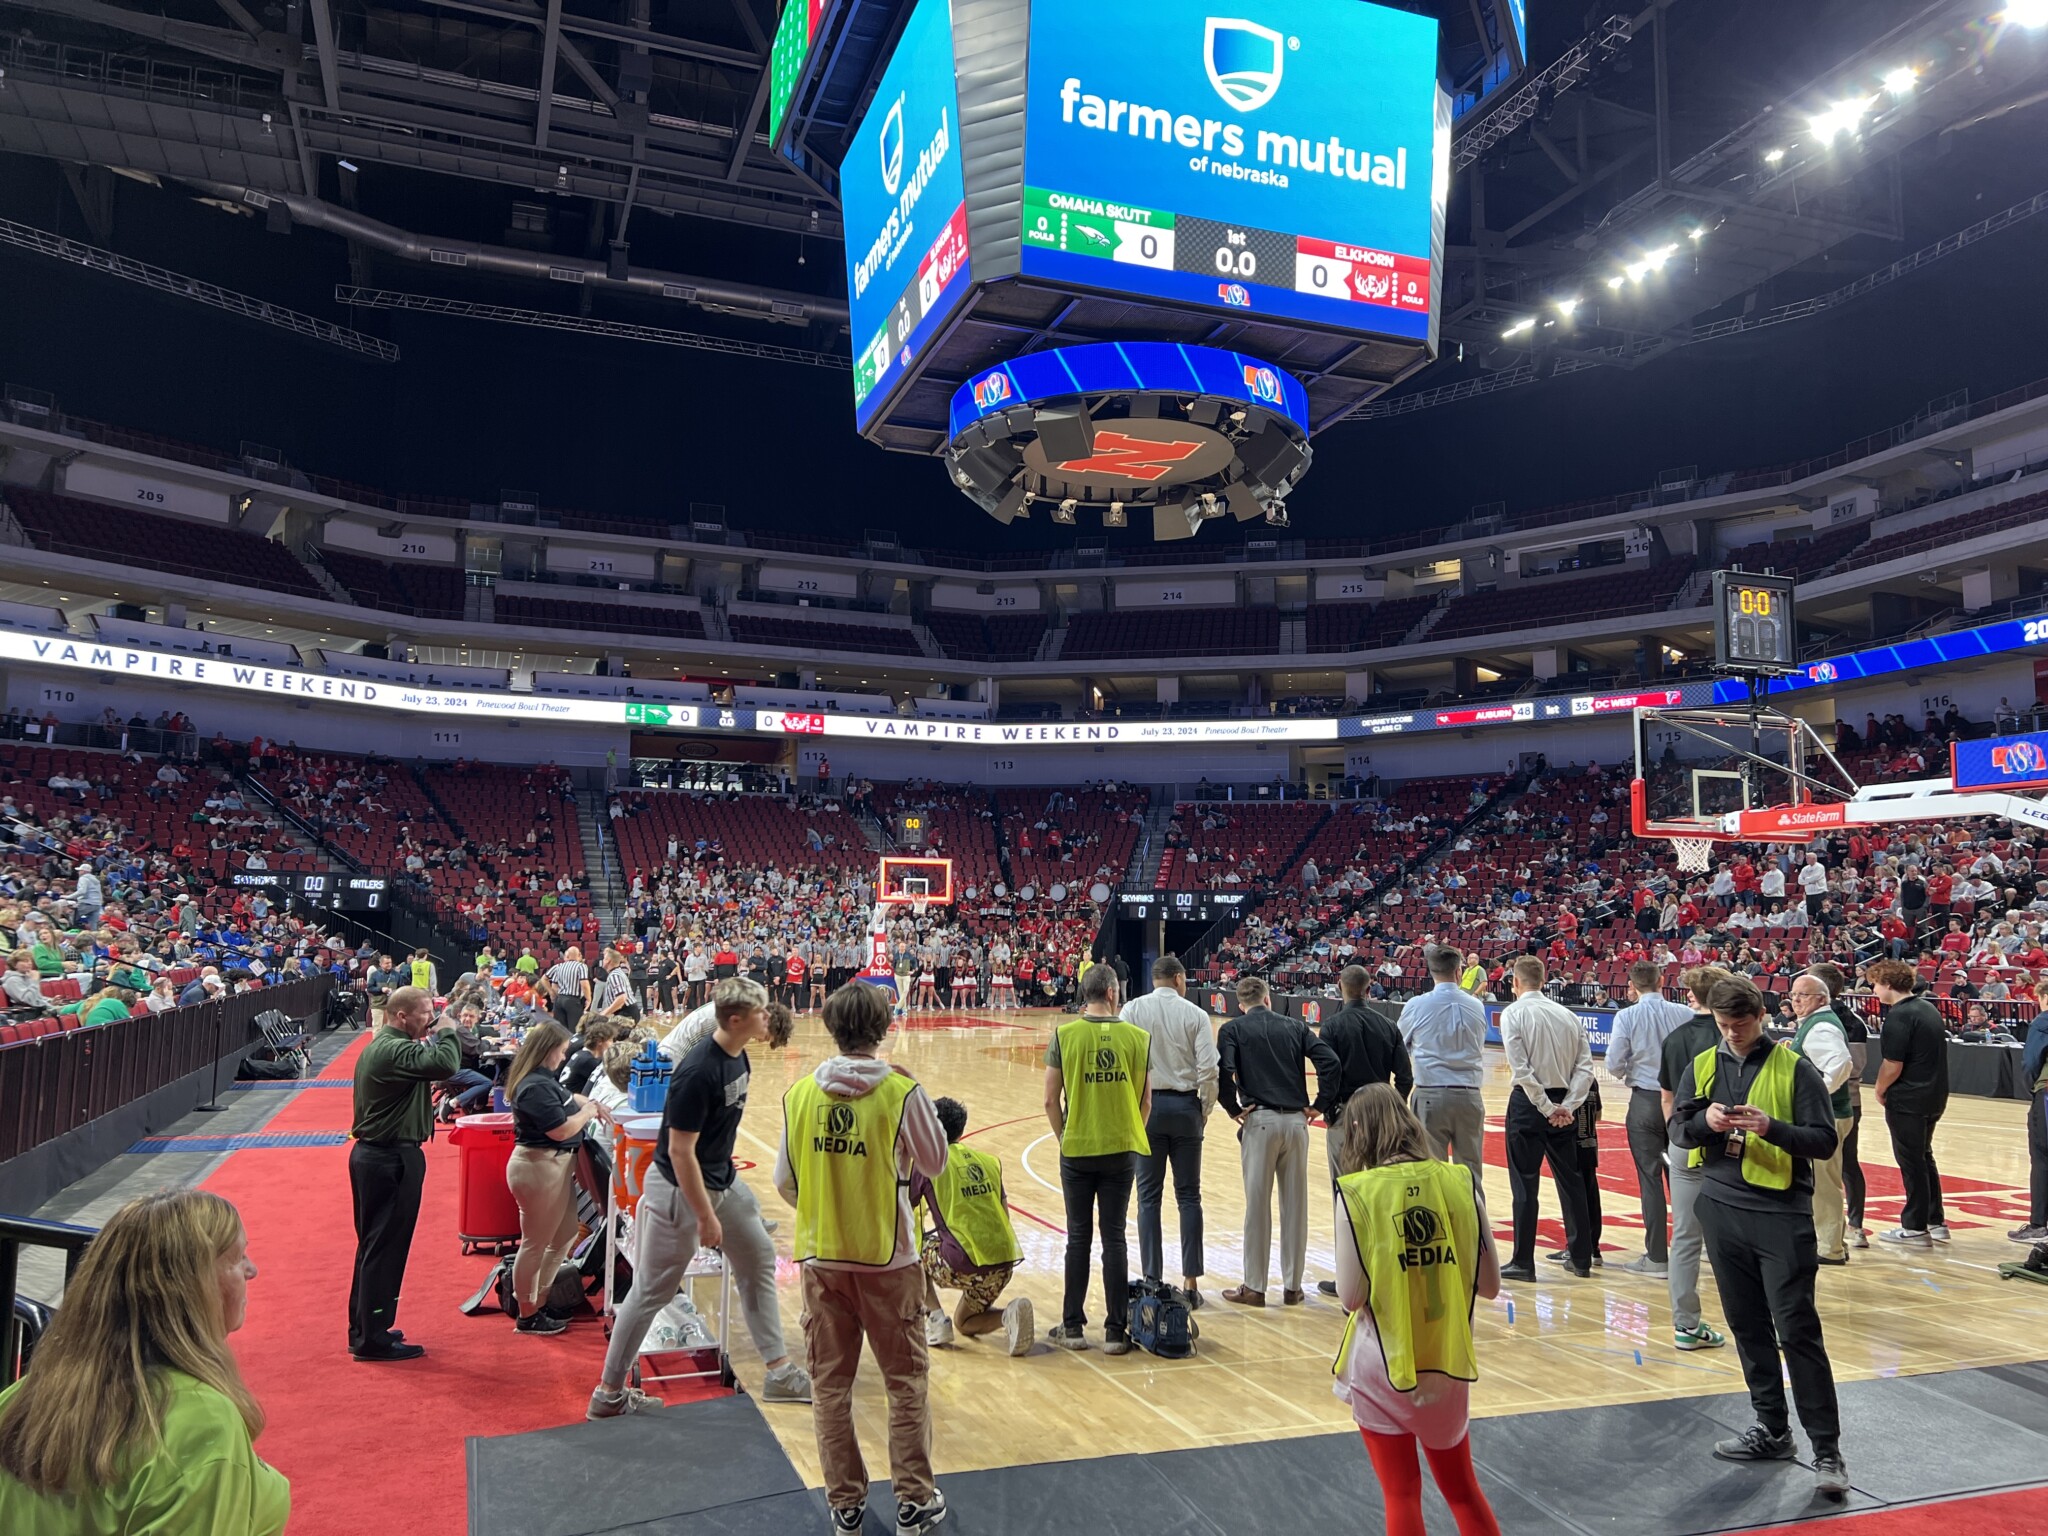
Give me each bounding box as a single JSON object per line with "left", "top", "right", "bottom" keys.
{"left": 409, "top": 958, "right": 433, "bottom": 989}
{"left": 932, "top": 1144, "right": 1024, "bottom": 1268}
{"left": 1056, "top": 1015, "right": 1151, "bottom": 1159}
{"left": 1688, "top": 1044, "right": 1798, "bottom": 1189}
{"left": 1331, "top": 1160, "right": 1480, "bottom": 1393}
{"left": 783, "top": 1071, "right": 918, "bottom": 1267}
{"left": 1790, "top": 1008, "right": 1854, "bottom": 1120}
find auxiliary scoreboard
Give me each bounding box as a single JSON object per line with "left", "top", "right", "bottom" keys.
{"left": 1712, "top": 571, "right": 1798, "bottom": 675}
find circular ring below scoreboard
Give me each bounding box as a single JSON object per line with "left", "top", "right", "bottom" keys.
{"left": 944, "top": 342, "right": 1312, "bottom": 540}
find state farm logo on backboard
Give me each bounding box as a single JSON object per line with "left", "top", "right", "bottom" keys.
{"left": 1741, "top": 803, "right": 1848, "bottom": 836}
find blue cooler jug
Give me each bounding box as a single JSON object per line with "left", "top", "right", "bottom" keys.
{"left": 628, "top": 1038, "right": 673, "bottom": 1113}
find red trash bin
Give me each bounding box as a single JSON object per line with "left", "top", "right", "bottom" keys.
{"left": 450, "top": 1112, "right": 522, "bottom": 1254}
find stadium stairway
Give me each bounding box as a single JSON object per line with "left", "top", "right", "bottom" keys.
{"left": 576, "top": 797, "right": 629, "bottom": 941}
{"left": 1129, "top": 799, "right": 1176, "bottom": 888}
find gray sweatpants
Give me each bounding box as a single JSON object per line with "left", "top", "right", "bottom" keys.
{"left": 1667, "top": 1146, "right": 1707, "bottom": 1332}
{"left": 1411, "top": 1085, "right": 1487, "bottom": 1179}
{"left": 602, "top": 1166, "right": 786, "bottom": 1387}
{"left": 1240, "top": 1107, "right": 1309, "bottom": 1295}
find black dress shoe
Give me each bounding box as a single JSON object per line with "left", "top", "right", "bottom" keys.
{"left": 353, "top": 1342, "right": 427, "bottom": 1362}
{"left": 347, "top": 1330, "right": 404, "bottom": 1352}
{"left": 1499, "top": 1264, "right": 1538, "bottom": 1283}
{"left": 1317, "top": 1280, "right": 1339, "bottom": 1297}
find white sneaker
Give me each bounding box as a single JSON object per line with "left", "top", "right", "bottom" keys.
{"left": 1002, "top": 1297, "right": 1034, "bottom": 1357}
{"left": 1878, "top": 1228, "right": 1931, "bottom": 1246}
{"left": 1927, "top": 1225, "right": 1952, "bottom": 1243}
{"left": 586, "top": 1384, "right": 662, "bottom": 1420}
{"left": 1850, "top": 1227, "right": 1870, "bottom": 1250}
{"left": 925, "top": 1310, "right": 956, "bottom": 1348}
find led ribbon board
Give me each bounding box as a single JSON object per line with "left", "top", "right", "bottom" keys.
{"left": 768, "top": 0, "right": 835, "bottom": 147}
{"left": 840, "top": 0, "right": 971, "bottom": 430}
{"left": 1019, "top": 0, "right": 1444, "bottom": 340}
{"left": 1953, "top": 731, "right": 2048, "bottom": 793}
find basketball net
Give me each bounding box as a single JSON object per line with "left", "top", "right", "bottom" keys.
{"left": 911, "top": 896, "right": 929, "bottom": 921}
{"left": 1669, "top": 835, "right": 1717, "bottom": 873}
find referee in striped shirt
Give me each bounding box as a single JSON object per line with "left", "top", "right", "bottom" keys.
{"left": 597, "top": 947, "right": 640, "bottom": 1021}
{"left": 545, "top": 946, "right": 591, "bottom": 1028}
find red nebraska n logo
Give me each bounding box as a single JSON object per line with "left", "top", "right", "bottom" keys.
{"left": 1054, "top": 431, "right": 1205, "bottom": 483}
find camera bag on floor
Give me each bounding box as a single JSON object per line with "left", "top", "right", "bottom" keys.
{"left": 1127, "top": 1279, "right": 1198, "bottom": 1358}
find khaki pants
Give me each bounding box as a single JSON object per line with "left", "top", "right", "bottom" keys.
{"left": 801, "top": 1263, "right": 934, "bottom": 1512}
{"left": 505, "top": 1145, "right": 581, "bottom": 1309}
{"left": 1811, "top": 1116, "right": 1853, "bottom": 1260}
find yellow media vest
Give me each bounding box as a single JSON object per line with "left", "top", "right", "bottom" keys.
{"left": 1056, "top": 1015, "right": 1151, "bottom": 1159}
{"left": 784, "top": 1072, "right": 919, "bottom": 1266}
{"left": 1331, "top": 1159, "right": 1480, "bottom": 1393}
{"left": 1687, "top": 1043, "right": 1797, "bottom": 1189}
{"left": 932, "top": 1144, "right": 1025, "bottom": 1268}
{"left": 409, "top": 958, "right": 433, "bottom": 988}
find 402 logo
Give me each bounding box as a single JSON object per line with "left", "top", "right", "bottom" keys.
{"left": 1805, "top": 662, "right": 1839, "bottom": 684}
{"left": 1990, "top": 740, "right": 2048, "bottom": 778}
{"left": 972, "top": 371, "right": 1013, "bottom": 411}
{"left": 1217, "top": 283, "right": 1252, "bottom": 308}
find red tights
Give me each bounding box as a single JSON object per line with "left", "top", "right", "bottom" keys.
{"left": 1359, "top": 1429, "right": 1501, "bottom": 1536}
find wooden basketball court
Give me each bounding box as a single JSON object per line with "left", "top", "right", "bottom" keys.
{"left": 719, "top": 1006, "right": 2047, "bottom": 1488}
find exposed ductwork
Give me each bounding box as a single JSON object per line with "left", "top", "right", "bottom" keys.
{"left": 182, "top": 181, "right": 849, "bottom": 331}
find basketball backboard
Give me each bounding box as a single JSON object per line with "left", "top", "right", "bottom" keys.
{"left": 1633, "top": 706, "right": 1859, "bottom": 851}
{"left": 878, "top": 855, "right": 955, "bottom": 906}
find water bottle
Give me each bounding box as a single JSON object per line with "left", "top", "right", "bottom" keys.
{"left": 628, "top": 1037, "right": 672, "bottom": 1113}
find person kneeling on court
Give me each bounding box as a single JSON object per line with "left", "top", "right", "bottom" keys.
{"left": 1668, "top": 976, "right": 1848, "bottom": 1497}
{"left": 776, "top": 981, "right": 952, "bottom": 1536}
{"left": 588, "top": 977, "right": 812, "bottom": 1421}
{"left": 912, "top": 1096, "right": 1034, "bottom": 1356}
{"left": 1331, "top": 1084, "right": 1502, "bottom": 1536}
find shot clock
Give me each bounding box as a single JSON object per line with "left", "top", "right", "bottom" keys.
{"left": 1713, "top": 571, "right": 1799, "bottom": 675}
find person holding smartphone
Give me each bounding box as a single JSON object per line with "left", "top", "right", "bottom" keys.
{"left": 1668, "top": 976, "right": 1846, "bottom": 1498}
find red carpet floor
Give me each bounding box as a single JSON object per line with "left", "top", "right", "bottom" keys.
{"left": 202, "top": 1037, "right": 674, "bottom": 1536}
{"left": 1757, "top": 1486, "right": 2048, "bottom": 1535}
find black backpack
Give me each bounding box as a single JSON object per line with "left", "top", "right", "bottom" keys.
{"left": 1127, "top": 1280, "right": 1198, "bottom": 1359}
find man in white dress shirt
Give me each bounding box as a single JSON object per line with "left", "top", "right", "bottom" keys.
{"left": 1497, "top": 955, "right": 1595, "bottom": 1281}
{"left": 1121, "top": 956, "right": 1218, "bottom": 1302}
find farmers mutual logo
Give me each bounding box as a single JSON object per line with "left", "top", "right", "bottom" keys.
{"left": 1205, "top": 18, "right": 1286, "bottom": 113}
{"left": 879, "top": 97, "right": 906, "bottom": 195}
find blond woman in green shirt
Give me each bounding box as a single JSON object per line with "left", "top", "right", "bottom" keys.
{"left": 0, "top": 1190, "right": 289, "bottom": 1535}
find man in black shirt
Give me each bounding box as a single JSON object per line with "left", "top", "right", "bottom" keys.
{"left": 590, "top": 977, "right": 812, "bottom": 1418}
{"left": 1868, "top": 961, "right": 1951, "bottom": 1244}
{"left": 1670, "top": 976, "right": 1846, "bottom": 1496}
{"left": 1313, "top": 965, "right": 1413, "bottom": 1296}
{"left": 1217, "top": 977, "right": 1339, "bottom": 1307}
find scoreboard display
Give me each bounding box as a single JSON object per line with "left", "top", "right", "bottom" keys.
{"left": 1713, "top": 571, "right": 1798, "bottom": 674}
{"left": 839, "top": 0, "right": 970, "bottom": 430}
{"left": 230, "top": 871, "right": 389, "bottom": 911}
{"left": 1020, "top": 0, "right": 1446, "bottom": 340}
{"left": 1118, "top": 890, "right": 1250, "bottom": 922}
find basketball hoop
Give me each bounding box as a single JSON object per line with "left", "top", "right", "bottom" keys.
{"left": 1668, "top": 835, "right": 1718, "bottom": 873}
{"left": 911, "top": 896, "right": 929, "bottom": 922}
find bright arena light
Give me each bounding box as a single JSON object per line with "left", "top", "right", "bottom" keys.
{"left": 1810, "top": 95, "right": 1874, "bottom": 141}
{"left": 1502, "top": 317, "right": 1536, "bottom": 339}
{"left": 2005, "top": 0, "right": 2048, "bottom": 27}
{"left": 1554, "top": 296, "right": 1581, "bottom": 319}
{"left": 1884, "top": 66, "right": 1919, "bottom": 96}
{"left": 1764, "top": 146, "right": 1787, "bottom": 164}
{"left": 1607, "top": 274, "right": 1627, "bottom": 290}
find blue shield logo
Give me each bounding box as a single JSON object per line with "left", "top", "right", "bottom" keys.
{"left": 879, "top": 96, "right": 906, "bottom": 196}
{"left": 1205, "top": 18, "right": 1285, "bottom": 113}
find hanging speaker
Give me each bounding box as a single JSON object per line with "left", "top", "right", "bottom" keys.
{"left": 1033, "top": 404, "right": 1095, "bottom": 464}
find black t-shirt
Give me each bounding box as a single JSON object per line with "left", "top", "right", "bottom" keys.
{"left": 1879, "top": 994, "right": 1950, "bottom": 1116}
{"left": 560, "top": 1047, "right": 601, "bottom": 1097}
{"left": 510, "top": 1070, "right": 579, "bottom": 1150}
{"left": 652, "top": 1035, "right": 751, "bottom": 1192}
{"left": 1658, "top": 1012, "right": 1723, "bottom": 1095}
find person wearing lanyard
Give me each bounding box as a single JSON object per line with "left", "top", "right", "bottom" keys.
{"left": 1398, "top": 945, "right": 1489, "bottom": 1177}
{"left": 1121, "top": 954, "right": 1219, "bottom": 1307}
{"left": 1495, "top": 957, "right": 1594, "bottom": 1282}
{"left": 1604, "top": 961, "right": 1694, "bottom": 1278}
{"left": 348, "top": 985, "right": 460, "bottom": 1361}
{"left": 912, "top": 1095, "right": 1035, "bottom": 1355}
{"left": 1669, "top": 976, "right": 1848, "bottom": 1497}
{"left": 1658, "top": 967, "right": 1733, "bottom": 1354}
{"left": 2015, "top": 975, "right": 2048, "bottom": 1245}
{"left": 1330, "top": 1085, "right": 1503, "bottom": 1536}
{"left": 1784, "top": 974, "right": 1856, "bottom": 1265}
{"left": 777, "top": 982, "right": 951, "bottom": 1536}
{"left": 502, "top": 1019, "right": 611, "bottom": 1335}
{"left": 1217, "top": 975, "right": 1340, "bottom": 1307}
{"left": 1044, "top": 963, "right": 1152, "bottom": 1350}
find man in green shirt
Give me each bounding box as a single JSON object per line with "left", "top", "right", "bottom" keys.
{"left": 348, "top": 985, "right": 460, "bottom": 1362}
{"left": 1043, "top": 964, "right": 1150, "bottom": 1353}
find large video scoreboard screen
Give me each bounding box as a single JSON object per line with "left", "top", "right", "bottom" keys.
{"left": 1020, "top": 0, "right": 1445, "bottom": 341}
{"left": 839, "top": 0, "right": 971, "bottom": 430}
